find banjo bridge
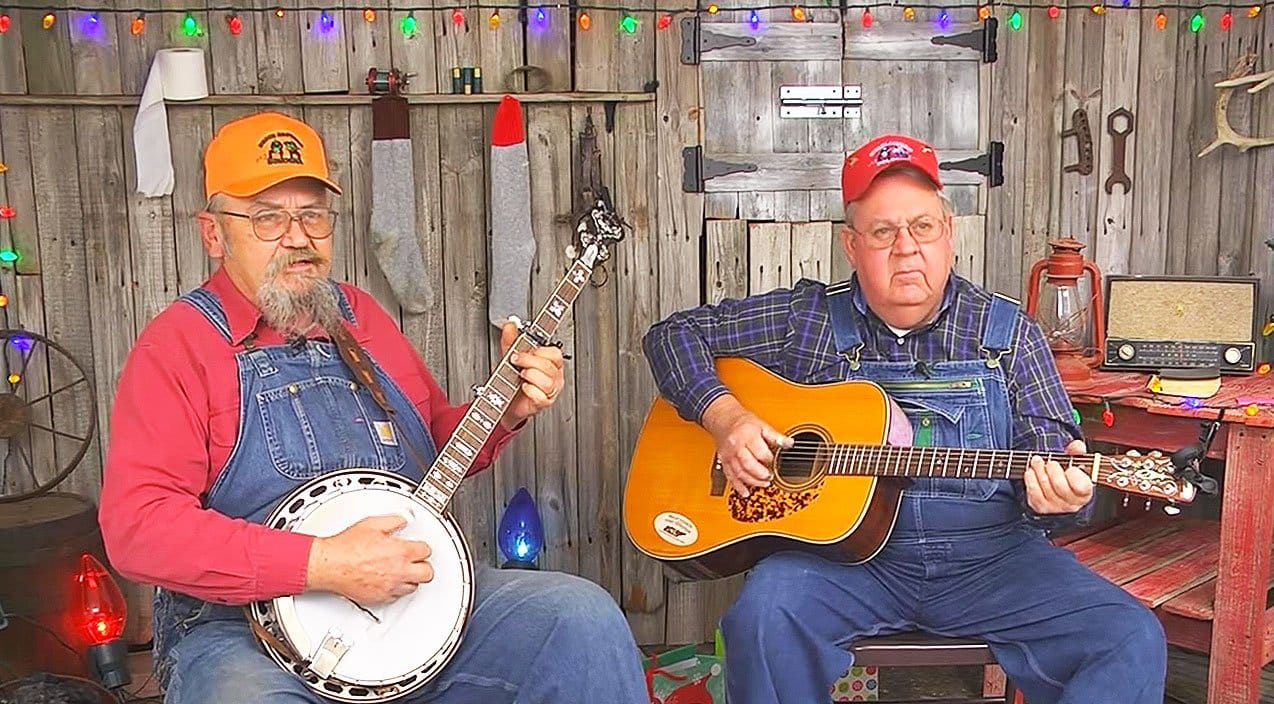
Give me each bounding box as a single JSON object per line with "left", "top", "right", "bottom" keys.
{"left": 308, "top": 628, "right": 354, "bottom": 679}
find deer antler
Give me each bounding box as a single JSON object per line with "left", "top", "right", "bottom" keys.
{"left": 1199, "top": 55, "right": 1274, "bottom": 157}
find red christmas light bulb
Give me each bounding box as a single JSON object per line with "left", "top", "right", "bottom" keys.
{"left": 77, "top": 553, "right": 127, "bottom": 645}
{"left": 0, "top": 205, "right": 15, "bottom": 219}
{"left": 861, "top": 8, "right": 873, "bottom": 27}
{"left": 0, "top": 13, "right": 11, "bottom": 33}
{"left": 452, "top": 8, "right": 464, "bottom": 26}
{"left": 1047, "top": 5, "right": 1061, "bottom": 18}
{"left": 657, "top": 13, "right": 672, "bottom": 28}
{"left": 227, "top": 14, "right": 243, "bottom": 35}
{"left": 1220, "top": 11, "right": 1232, "bottom": 28}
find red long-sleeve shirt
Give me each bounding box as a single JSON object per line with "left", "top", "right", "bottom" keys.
{"left": 98, "top": 267, "right": 519, "bottom": 605}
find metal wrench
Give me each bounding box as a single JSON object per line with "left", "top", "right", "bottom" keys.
{"left": 1104, "top": 107, "right": 1134, "bottom": 194}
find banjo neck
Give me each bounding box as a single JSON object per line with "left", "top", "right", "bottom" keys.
{"left": 412, "top": 247, "right": 604, "bottom": 512}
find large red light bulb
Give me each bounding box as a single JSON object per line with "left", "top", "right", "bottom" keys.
{"left": 77, "top": 553, "right": 127, "bottom": 645}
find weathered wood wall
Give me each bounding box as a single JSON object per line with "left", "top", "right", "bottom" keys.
{"left": 0, "top": 0, "right": 1271, "bottom": 648}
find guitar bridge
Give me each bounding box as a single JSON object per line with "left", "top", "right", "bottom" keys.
{"left": 307, "top": 628, "right": 352, "bottom": 679}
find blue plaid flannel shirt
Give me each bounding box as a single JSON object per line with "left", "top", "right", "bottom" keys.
{"left": 641, "top": 272, "right": 1093, "bottom": 532}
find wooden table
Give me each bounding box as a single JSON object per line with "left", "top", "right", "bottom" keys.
{"left": 1061, "top": 370, "right": 1274, "bottom": 704}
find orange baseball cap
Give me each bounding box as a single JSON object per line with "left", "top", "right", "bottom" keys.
{"left": 203, "top": 111, "right": 343, "bottom": 200}
{"left": 841, "top": 134, "right": 942, "bottom": 205}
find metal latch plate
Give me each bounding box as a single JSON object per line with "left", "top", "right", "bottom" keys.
{"left": 780, "top": 85, "right": 863, "bottom": 119}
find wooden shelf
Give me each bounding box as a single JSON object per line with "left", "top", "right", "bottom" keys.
{"left": 0, "top": 92, "right": 655, "bottom": 107}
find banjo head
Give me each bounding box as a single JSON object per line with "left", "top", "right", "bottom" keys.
{"left": 251, "top": 469, "right": 474, "bottom": 702}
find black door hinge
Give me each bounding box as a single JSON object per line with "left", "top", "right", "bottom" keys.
{"left": 939, "top": 141, "right": 1004, "bottom": 187}
{"left": 931, "top": 17, "right": 998, "bottom": 63}
{"left": 682, "top": 146, "right": 758, "bottom": 192}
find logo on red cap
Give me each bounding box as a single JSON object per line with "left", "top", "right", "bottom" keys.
{"left": 870, "top": 140, "right": 915, "bottom": 166}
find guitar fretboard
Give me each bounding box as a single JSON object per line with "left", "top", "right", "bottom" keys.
{"left": 412, "top": 249, "right": 600, "bottom": 511}
{"left": 817, "top": 444, "right": 1095, "bottom": 481}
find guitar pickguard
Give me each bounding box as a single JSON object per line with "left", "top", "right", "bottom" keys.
{"left": 728, "top": 483, "right": 822, "bottom": 522}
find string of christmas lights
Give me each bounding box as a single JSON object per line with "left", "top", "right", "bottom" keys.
{"left": 0, "top": 0, "right": 1267, "bottom": 36}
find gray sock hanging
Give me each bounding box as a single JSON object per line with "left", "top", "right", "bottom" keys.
{"left": 369, "top": 97, "right": 430, "bottom": 314}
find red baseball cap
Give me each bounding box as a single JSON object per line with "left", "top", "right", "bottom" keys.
{"left": 841, "top": 134, "right": 942, "bottom": 205}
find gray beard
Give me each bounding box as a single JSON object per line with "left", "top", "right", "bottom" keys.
{"left": 256, "top": 251, "right": 341, "bottom": 339}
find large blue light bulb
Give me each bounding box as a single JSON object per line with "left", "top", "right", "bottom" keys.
{"left": 497, "top": 487, "right": 544, "bottom": 568}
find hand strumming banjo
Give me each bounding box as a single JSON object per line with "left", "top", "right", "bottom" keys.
{"left": 246, "top": 199, "right": 627, "bottom": 703}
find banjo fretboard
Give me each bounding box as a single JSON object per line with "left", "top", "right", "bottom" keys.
{"left": 412, "top": 250, "right": 600, "bottom": 511}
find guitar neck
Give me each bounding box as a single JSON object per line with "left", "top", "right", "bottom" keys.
{"left": 412, "top": 250, "right": 600, "bottom": 510}
{"left": 823, "top": 444, "right": 1096, "bottom": 482}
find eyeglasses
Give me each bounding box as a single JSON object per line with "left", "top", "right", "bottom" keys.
{"left": 851, "top": 214, "right": 948, "bottom": 250}
{"left": 216, "top": 208, "right": 338, "bottom": 242}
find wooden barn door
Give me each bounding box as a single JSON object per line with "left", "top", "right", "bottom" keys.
{"left": 684, "top": 5, "right": 1001, "bottom": 286}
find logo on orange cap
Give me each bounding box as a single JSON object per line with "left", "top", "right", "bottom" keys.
{"left": 841, "top": 134, "right": 942, "bottom": 206}
{"left": 204, "top": 112, "right": 343, "bottom": 200}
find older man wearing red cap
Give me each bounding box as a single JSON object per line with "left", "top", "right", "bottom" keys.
{"left": 99, "top": 111, "right": 649, "bottom": 704}
{"left": 642, "top": 134, "right": 1166, "bottom": 703}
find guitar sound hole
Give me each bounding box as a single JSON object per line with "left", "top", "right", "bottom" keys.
{"left": 775, "top": 430, "right": 825, "bottom": 485}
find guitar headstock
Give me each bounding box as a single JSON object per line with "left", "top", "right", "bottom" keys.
{"left": 1096, "top": 450, "right": 1197, "bottom": 506}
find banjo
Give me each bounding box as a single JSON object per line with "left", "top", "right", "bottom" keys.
{"left": 246, "top": 199, "right": 627, "bottom": 702}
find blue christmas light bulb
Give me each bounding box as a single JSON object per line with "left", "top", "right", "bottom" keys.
{"left": 498, "top": 487, "right": 544, "bottom": 568}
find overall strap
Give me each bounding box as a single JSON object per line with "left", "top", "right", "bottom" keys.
{"left": 979, "top": 292, "right": 1020, "bottom": 369}
{"left": 177, "top": 287, "right": 234, "bottom": 344}
{"left": 824, "top": 281, "right": 865, "bottom": 370}
{"left": 328, "top": 281, "right": 357, "bottom": 325}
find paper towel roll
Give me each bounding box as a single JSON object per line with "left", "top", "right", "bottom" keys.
{"left": 134, "top": 48, "right": 209, "bottom": 197}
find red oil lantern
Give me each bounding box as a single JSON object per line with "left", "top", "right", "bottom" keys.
{"left": 1026, "top": 238, "right": 1105, "bottom": 388}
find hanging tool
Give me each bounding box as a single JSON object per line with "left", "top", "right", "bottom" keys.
{"left": 1061, "top": 108, "right": 1094, "bottom": 176}
{"left": 1104, "top": 107, "right": 1134, "bottom": 194}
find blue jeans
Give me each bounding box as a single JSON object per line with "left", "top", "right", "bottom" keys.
{"left": 162, "top": 566, "right": 648, "bottom": 704}
{"left": 720, "top": 526, "right": 1167, "bottom": 704}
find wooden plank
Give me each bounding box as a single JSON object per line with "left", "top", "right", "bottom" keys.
{"left": 844, "top": 21, "right": 989, "bottom": 61}
{"left": 343, "top": 7, "right": 389, "bottom": 94}
{"left": 701, "top": 150, "right": 985, "bottom": 192}
{"left": 209, "top": 6, "right": 261, "bottom": 93}
{"left": 20, "top": 0, "right": 74, "bottom": 94}
{"left": 69, "top": 0, "right": 122, "bottom": 96}
{"left": 616, "top": 102, "right": 665, "bottom": 645}
{"left": 701, "top": 218, "right": 749, "bottom": 641}
{"left": 1125, "top": 529, "right": 1221, "bottom": 608}
{"left": 791, "top": 221, "right": 833, "bottom": 284}
{"left": 575, "top": 0, "right": 655, "bottom": 92}
{"left": 254, "top": 0, "right": 303, "bottom": 93}
{"left": 0, "top": 109, "right": 38, "bottom": 275}
{"left": 432, "top": 7, "right": 480, "bottom": 97}
{"left": 1213, "top": 19, "right": 1261, "bottom": 276}
{"left": 388, "top": 0, "right": 438, "bottom": 94}
{"left": 1088, "top": 521, "right": 1216, "bottom": 587}
{"left": 952, "top": 214, "right": 985, "bottom": 287}
{"left": 168, "top": 106, "right": 214, "bottom": 297}
{"left": 27, "top": 107, "right": 100, "bottom": 497}
{"left": 700, "top": 22, "right": 842, "bottom": 62}
{"left": 346, "top": 103, "right": 399, "bottom": 314}
{"left": 571, "top": 103, "right": 622, "bottom": 604}
{"left": 120, "top": 105, "right": 179, "bottom": 326}
{"left": 984, "top": 7, "right": 1028, "bottom": 298}
{"left": 299, "top": 6, "right": 348, "bottom": 93}
{"left": 1182, "top": 14, "right": 1229, "bottom": 276}
{"left": 526, "top": 105, "right": 579, "bottom": 575}
{"left": 1064, "top": 518, "right": 1180, "bottom": 566}
{"left": 770, "top": 54, "right": 842, "bottom": 222}
{"left": 477, "top": 2, "right": 523, "bottom": 95}
{"left": 1253, "top": 7, "right": 1274, "bottom": 366}
{"left": 1092, "top": 12, "right": 1140, "bottom": 278}
{"left": 749, "top": 222, "right": 791, "bottom": 292}
{"left": 304, "top": 107, "right": 355, "bottom": 283}
{"left": 524, "top": 6, "right": 572, "bottom": 91}
{"left": 1019, "top": 8, "right": 1065, "bottom": 289}
{"left": 75, "top": 107, "right": 136, "bottom": 480}
{"left": 438, "top": 105, "right": 495, "bottom": 566}
{"left": 1129, "top": 9, "right": 1179, "bottom": 276}
{"left": 704, "top": 194, "right": 739, "bottom": 219}
{"left": 0, "top": 5, "right": 27, "bottom": 93}
{"left": 1206, "top": 426, "right": 1274, "bottom": 700}
{"left": 1058, "top": 9, "right": 1102, "bottom": 251}
{"left": 400, "top": 105, "right": 447, "bottom": 374}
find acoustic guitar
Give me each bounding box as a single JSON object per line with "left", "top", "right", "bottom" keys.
{"left": 623, "top": 357, "right": 1196, "bottom": 581}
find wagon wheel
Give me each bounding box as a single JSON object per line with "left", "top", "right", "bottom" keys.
{"left": 0, "top": 329, "right": 98, "bottom": 503}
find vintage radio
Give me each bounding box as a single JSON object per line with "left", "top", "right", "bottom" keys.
{"left": 1102, "top": 275, "right": 1260, "bottom": 374}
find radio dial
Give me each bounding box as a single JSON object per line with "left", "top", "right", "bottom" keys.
{"left": 1224, "top": 347, "right": 1242, "bottom": 365}
{"left": 1117, "top": 344, "right": 1136, "bottom": 361}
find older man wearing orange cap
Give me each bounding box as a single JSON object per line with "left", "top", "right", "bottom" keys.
{"left": 643, "top": 134, "right": 1166, "bottom": 703}
{"left": 99, "top": 111, "right": 649, "bottom": 704}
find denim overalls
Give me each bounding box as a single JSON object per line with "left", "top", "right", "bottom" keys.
{"left": 719, "top": 283, "right": 1167, "bottom": 704}
{"left": 150, "top": 283, "right": 439, "bottom": 690}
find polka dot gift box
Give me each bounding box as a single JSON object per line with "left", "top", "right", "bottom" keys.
{"left": 831, "top": 665, "right": 879, "bottom": 701}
